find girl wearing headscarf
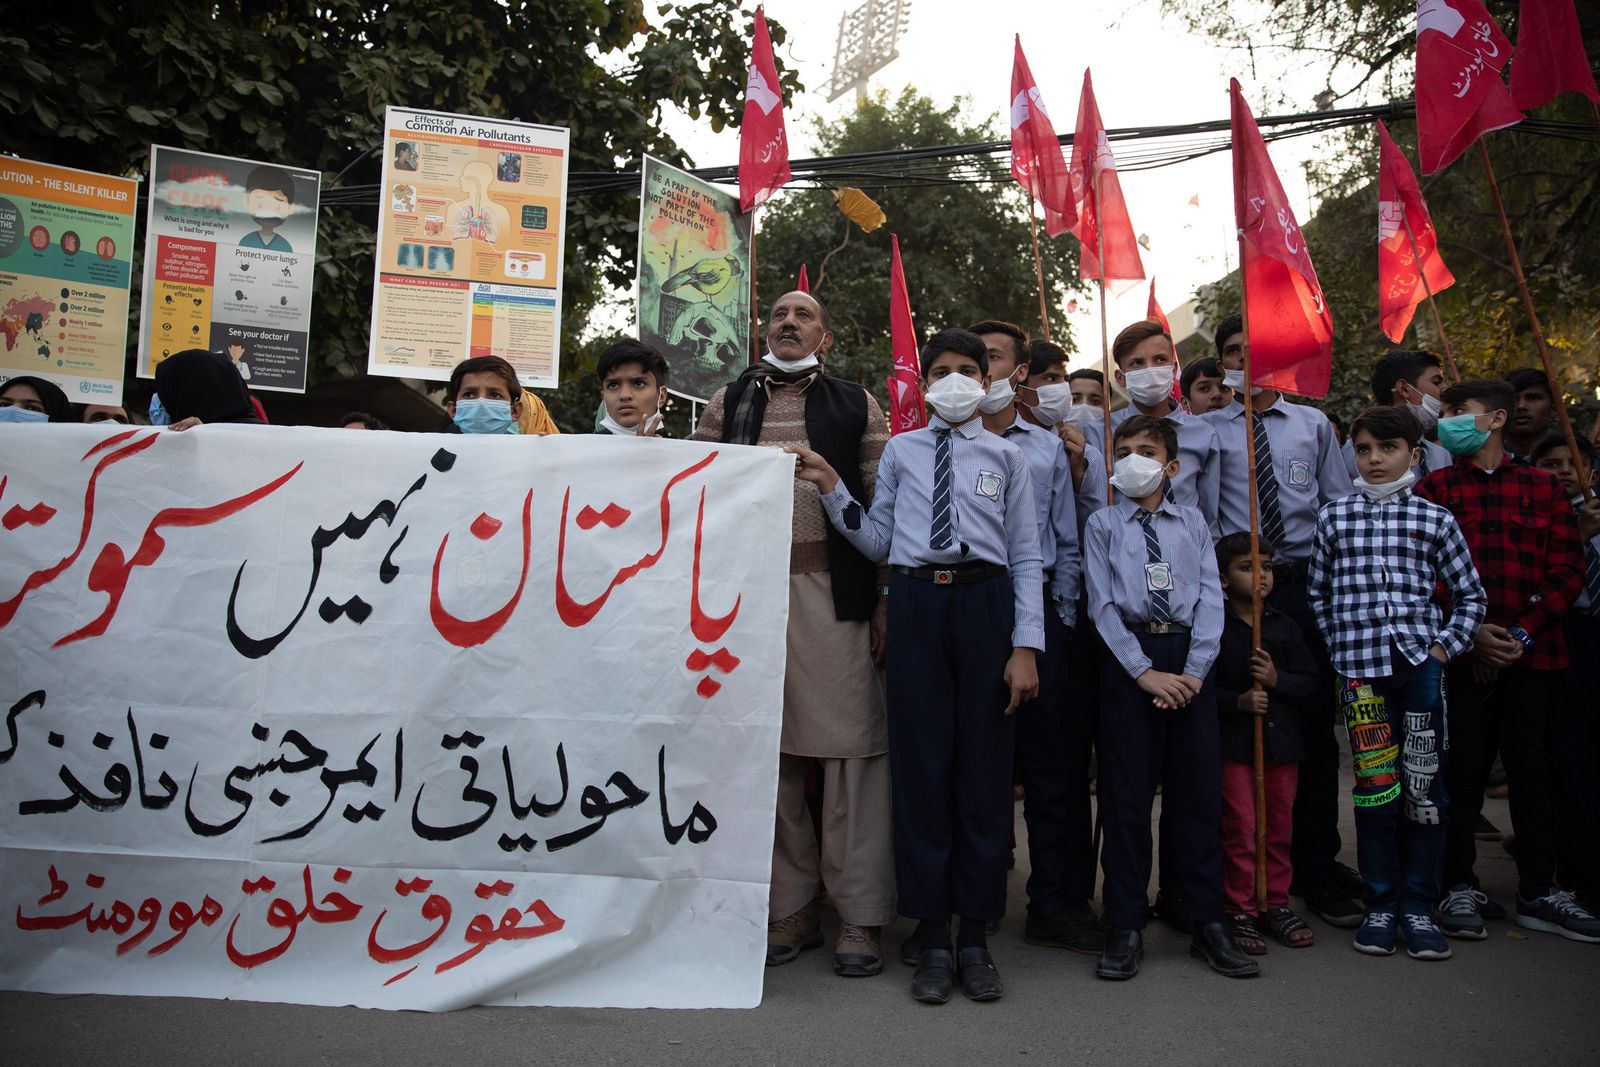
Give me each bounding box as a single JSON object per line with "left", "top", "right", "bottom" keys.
{"left": 0, "top": 375, "right": 74, "bottom": 423}
{"left": 152, "top": 349, "right": 264, "bottom": 430}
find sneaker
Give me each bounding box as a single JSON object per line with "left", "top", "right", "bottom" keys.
{"left": 1435, "top": 885, "right": 1488, "bottom": 940}
{"left": 1469, "top": 887, "right": 1507, "bottom": 921}
{"left": 1474, "top": 814, "right": 1502, "bottom": 840}
{"left": 766, "top": 901, "right": 822, "bottom": 966}
{"left": 1400, "top": 912, "right": 1453, "bottom": 960}
{"left": 1516, "top": 889, "right": 1600, "bottom": 943}
{"left": 1353, "top": 911, "right": 1397, "bottom": 956}
{"left": 833, "top": 922, "right": 883, "bottom": 977}
{"left": 1301, "top": 884, "right": 1364, "bottom": 929}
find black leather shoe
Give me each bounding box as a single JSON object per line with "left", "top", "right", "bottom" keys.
{"left": 1024, "top": 901, "right": 1106, "bottom": 954}
{"left": 1190, "top": 921, "right": 1262, "bottom": 978}
{"left": 899, "top": 920, "right": 949, "bottom": 966}
{"left": 911, "top": 948, "right": 955, "bottom": 1004}
{"left": 957, "top": 946, "right": 1004, "bottom": 1001}
{"left": 1332, "top": 862, "right": 1367, "bottom": 899}
{"left": 1096, "top": 927, "right": 1142, "bottom": 980}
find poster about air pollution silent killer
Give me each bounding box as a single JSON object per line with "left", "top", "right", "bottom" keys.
{"left": 0, "top": 158, "right": 136, "bottom": 403}
{"left": 138, "top": 146, "right": 322, "bottom": 393}
{"left": 367, "top": 107, "right": 569, "bottom": 390}
{"left": 636, "top": 156, "right": 752, "bottom": 404}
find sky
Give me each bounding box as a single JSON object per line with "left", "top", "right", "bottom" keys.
{"left": 658, "top": 0, "right": 1343, "bottom": 369}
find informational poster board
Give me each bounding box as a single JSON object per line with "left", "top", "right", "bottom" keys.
{"left": 0, "top": 426, "right": 793, "bottom": 1010}
{"left": 138, "top": 146, "right": 322, "bottom": 393}
{"left": 367, "top": 107, "right": 569, "bottom": 390}
{"left": 0, "top": 158, "right": 136, "bottom": 402}
{"left": 636, "top": 157, "right": 752, "bottom": 403}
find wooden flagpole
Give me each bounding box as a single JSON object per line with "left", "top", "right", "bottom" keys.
{"left": 1095, "top": 170, "right": 1113, "bottom": 478}
{"left": 749, "top": 211, "right": 761, "bottom": 365}
{"left": 1477, "top": 141, "right": 1593, "bottom": 503}
{"left": 1400, "top": 215, "right": 1461, "bottom": 383}
{"left": 1237, "top": 280, "right": 1270, "bottom": 915}
{"left": 1028, "top": 169, "right": 1052, "bottom": 342}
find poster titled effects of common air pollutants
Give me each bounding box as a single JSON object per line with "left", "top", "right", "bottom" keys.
{"left": 636, "top": 157, "right": 752, "bottom": 404}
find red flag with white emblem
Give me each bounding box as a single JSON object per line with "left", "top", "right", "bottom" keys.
{"left": 1231, "top": 79, "right": 1332, "bottom": 398}
{"left": 1009, "top": 37, "right": 1075, "bottom": 237}
{"left": 1377, "top": 121, "right": 1457, "bottom": 343}
{"left": 1510, "top": 0, "right": 1600, "bottom": 109}
{"left": 739, "top": 6, "right": 791, "bottom": 212}
{"left": 1414, "top": 0, "right": 1522, "bottom": 175}
{"left": 886, "top": 235, "right": 925, "bottom": 435}
{"left": 1068, "top": 69, "right": 1144, "bottom": 282}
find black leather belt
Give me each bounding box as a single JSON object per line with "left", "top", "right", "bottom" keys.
{"left": 1125, "top": 621, "right": 1192, "bottom": 635}
{"left": 1272, "top": 559, "right": 1309, "bottom": 582}
{"left": 892, "top": 562, "right": 1007, "bottom": 586}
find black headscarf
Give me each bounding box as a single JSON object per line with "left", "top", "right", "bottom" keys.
{"left": 154, "top": 349, "right": 262, "bottom": 424}
{"left": 1, "top": 375, "right": 73, "bottom": 422}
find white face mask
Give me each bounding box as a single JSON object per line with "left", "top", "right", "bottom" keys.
{"left": 1354, "top": 469, "right": 1417, "bottom": 501}
{"left": 1028, "top": 382, "right": 1074, "bottom": 425}
{"left": 1110, "top": 453, "right": 1169, "bottom": 498}
{"left": 600, "top": 411, "right": 661, "bottom": 436}
{"left": 1221, "top": 367, "right": 1265, "bottom": 397}
{"left": 977, "top": 373, "right": 1017, "bottom": 414}
{"left": 924, "top": 374, "right": 986, "bottom": 424}
{"left": 1123, "top": 365, "right": 1176, "bottom": 408}
{"left": 1408, "top": 392, "right": 1442, "bottom": 432}
{"left": 762, "top": 349, "right": 820, "bottom": 371}
{"left": 1064, "top": 402, "right": 1103, "bottom": 428}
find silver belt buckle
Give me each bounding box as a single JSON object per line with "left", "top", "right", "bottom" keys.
{"left": 933, "top": 569, "right": 955, "bottom": 585}
{"left": 1148, "top": 622, "right": 1172, "bottom": 635}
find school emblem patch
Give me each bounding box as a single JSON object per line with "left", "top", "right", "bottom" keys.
{"left": 975, "top": 469, "right": 1002, "bottom": 501}
{"left": 1288, "top": 459, "right": 1312, "bottom": 487}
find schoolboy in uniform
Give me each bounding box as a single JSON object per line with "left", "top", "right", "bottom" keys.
{"left": 1310, "top": 407, "right": 1487, "bottom": 960}
{"left": 595, "top": 338, "right": 670, "bottom": 436}
{"left": 970, "top": 320, "right": 1100, "bottom": 954}
{"left": 1025, "top": 340, "right": 1108, "bottom": 527}
{"left": 1416, "top": 380, "right": 1598, "bottom": 942}
{"left": 1204, "top": 311, "right": 1362, "bottom": 928}
{"left": 1341, "top": 350, "right": 1450, "bottom": 480}
{"left": 1533, "top": 433, "right": 1600, "bottom": 912}
{"left": 791, "top": 328, "right": 1043, "bottom": 1004}
{"left": 1181, "top": 356, "right": 1233, "bottom": 416}
{"left": 1084, "top": 414, "right": 1257, "bottom": 981}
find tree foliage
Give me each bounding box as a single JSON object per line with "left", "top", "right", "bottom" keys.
{"left": 0, "top": 0, "right": 797, "bottom": 413}
{"left": 753, "top": 89, "right": 1086, "bottom": 408}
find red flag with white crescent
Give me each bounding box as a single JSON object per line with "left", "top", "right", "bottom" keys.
{"left": 1414, "top": 0, "right": 1522, "bottom": 175}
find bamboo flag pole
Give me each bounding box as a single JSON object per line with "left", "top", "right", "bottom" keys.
{"left": 1477, "top": 140, "right": 1594, "bottom": 504}
{"left": 1094, "top": 169, "right": 1113, "bottom": 478}
{"left": 1400, "top": 215, "right": 1461, "bottom": 383}
{"left": 1027, "top": 169, "right": 1052, "bottom": 342}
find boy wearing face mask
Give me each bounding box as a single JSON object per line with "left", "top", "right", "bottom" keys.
{"left": 1025, "top": 341, "right": 1108, "bottom": 529}
{"left": 1203, "top": 310, "right": 1362, "bottom": 931}
{"left": 1083, "top": 415, "right": 1256, "bottom": 982}
{"left": 1341, "top": 350, "right": 1450, "bottom": 481}
{"left": 441, "top": 355, "right": 558, "bottom": 436}
{"left": 970, "top": 320, "right": 1101, "bottom": 955}
{"left": 1309, "top": 407, "right": 1487, "bottom": 959}
{"left": 1416, "top": 380, "right": 1597, "bottom": 944}
{"left": 1107, "top": 319, "right": 1221, "bottom": 533}
{"left": 790, "top": 328, "right": 1042, "bottom": 1005}
{"left": 595, "top": 339, "right": 670, "bottom": 437}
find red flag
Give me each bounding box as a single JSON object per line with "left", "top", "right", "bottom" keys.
{"left": 739, "top": 6, "right": 790, "bottom": 212}
{"left": 1415, "top": 0, "right": 1522, "bottom": 175}
{"left": 1230, "top": 79, "right": 1333, "bottom": 398}
{"left": 1068, "top": 69, "right": 1144, "bottom": 282}
{"left": 1510, "top": 0, "right": 1600, "bottom": 109}
{"left": 886, "top": 235, "right": 925, "bottom": 435}
{"left": 1009, "top": 37, "right": 1075, "bottom": 237}
{"left": 1377, "top": 121, "right": 1457, "bottom": 343}
{"left": 1146, "top": 277, "right": 1184, "bottom": 403}
{"left": 797, "top": 264, "right": 810, "bottom": 294}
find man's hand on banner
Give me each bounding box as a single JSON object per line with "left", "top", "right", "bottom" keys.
{"left": 785, "top": 446, "right": 840, "bottom": 494}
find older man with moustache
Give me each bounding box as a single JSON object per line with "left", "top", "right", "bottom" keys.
{"left": 694, "top": 291, "right": 894, "bottom": 978}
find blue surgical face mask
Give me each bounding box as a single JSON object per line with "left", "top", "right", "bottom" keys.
{"left": 0, "top": 404, "right": 48, "bottom": 424}
{"left": 1437, "top": 412, "right": 1491, "bottom": 457}
{"left": 453, "top": 397, "right": 518, "bottom": 435}
{"left": 148, "top": 394, "right": 171, "bottom": 426}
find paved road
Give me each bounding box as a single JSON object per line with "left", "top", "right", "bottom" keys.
{"left": 5, "top": 787, "right": 1598, "bottom": 1064}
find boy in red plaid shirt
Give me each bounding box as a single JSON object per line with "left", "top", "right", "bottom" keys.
{"left": 1415, "top": 379, "right": 1596, "bottom": 944}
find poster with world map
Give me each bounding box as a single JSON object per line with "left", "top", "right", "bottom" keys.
{"left": 0, "top": 158, "right": 137, "bottom": 403}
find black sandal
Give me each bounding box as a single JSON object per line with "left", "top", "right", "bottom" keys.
{"left": 1227, "top": 913, "right": 1268, "bottom": 956}
{"left": 1264, "top": 906, "right": 1315, "bottom": 948}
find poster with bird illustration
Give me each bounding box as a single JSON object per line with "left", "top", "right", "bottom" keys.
{"left": 636, "top": 156, "right": 752, "bottom": 403}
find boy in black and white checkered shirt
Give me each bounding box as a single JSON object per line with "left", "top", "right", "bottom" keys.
{"left": 1307, "top": 406, "right": 1487, "bottom": 961}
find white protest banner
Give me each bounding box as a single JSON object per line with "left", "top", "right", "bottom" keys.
{"left": 0, "top": 426, "right": 793, "bottom": 1010}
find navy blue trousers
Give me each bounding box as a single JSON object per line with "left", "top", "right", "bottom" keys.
{"left": 1098, "top": 631, "right": 1223, "bottom": 931}
{"left": 886, "top": 571, "right": 1016, "bottom": 921}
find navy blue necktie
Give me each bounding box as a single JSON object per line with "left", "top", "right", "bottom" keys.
{"left": 1251, "top": 414, "right": 1288, "bottom": 549}
{"left": 931, "top": 428, "right": 954, "bottom": 550}
{"left": 1137, "top": 509, "right": 1170, "bottom": 624}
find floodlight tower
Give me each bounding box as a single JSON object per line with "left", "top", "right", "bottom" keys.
{"left": 826, "top": 0, "right": 912, "bottom": 104}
